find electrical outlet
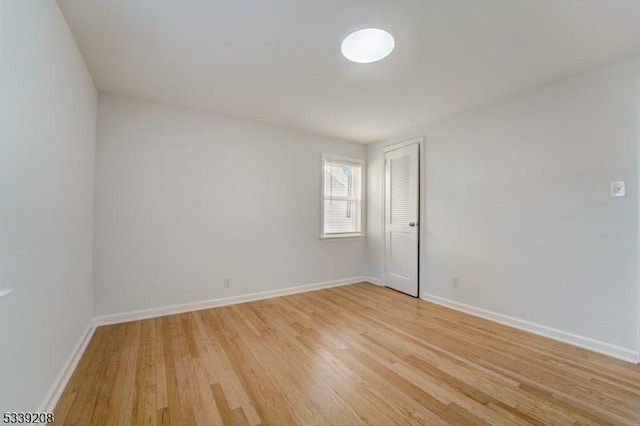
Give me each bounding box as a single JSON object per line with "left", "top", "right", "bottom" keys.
{"left": 611, "top": 181, "right": 626, "bottom": 197}
{"left": 223, "top": 278, "right": 231, "bottom": 288}
{"left": 451, "top": 276, "right": 460, "bottom": 288}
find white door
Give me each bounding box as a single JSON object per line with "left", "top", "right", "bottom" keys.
{"left": 384, "top": 143, "right": 420, "bottom": 297}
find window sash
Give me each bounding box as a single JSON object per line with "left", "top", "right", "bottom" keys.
{"left": 323, "top": 195, "right": 359, "bottom": 202}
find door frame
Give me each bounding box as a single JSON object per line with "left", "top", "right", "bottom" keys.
{"left": 636, "top": 75, "right": 640, "bottom": 364}
{"left": 381, "top": 137, "right": 425, "bottom": 297}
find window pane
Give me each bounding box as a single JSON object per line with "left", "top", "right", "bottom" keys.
{"left": 324, "top": 163, "right": 354, "bottom": 198}
{"left": 324, "top": 199, "right": 359, "bottom": 234}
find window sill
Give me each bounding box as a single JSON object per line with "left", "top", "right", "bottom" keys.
{"left": 320, "top": 234, "right": 367, "bottom": 242}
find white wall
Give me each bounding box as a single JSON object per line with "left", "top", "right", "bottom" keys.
{"left": 368, "top": 56, "right": 640, "bottom": 355}
{"left": 95, "top": 95, "right": 367, "bottom": 315}
{"left": 0, "top": 0, "right": 96, "bottom": 411}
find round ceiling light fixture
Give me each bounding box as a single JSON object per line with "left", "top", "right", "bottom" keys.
{"left": 341, "top": 28, "right": 395, "bottom": 64}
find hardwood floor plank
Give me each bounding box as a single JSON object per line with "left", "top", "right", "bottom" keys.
{"left": 154, "top": 318, "right": 168, "bottom": 410}
{"left": 161, "top": 316, "right": 183, "bottom": 426}
{"left": 87, "top": 326, "right": 125, "bottom": 425}
{"left": 170, "top": 315, "right": 197, "bottom": 426}
{"left": 229, "top": 407, "right": 250, "bottom": 426}
{"left": 55, "top": 283, "right": 640, "bottom": 425}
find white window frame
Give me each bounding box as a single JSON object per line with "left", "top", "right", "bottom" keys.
{"left": 321, "top": 154, "right": 366, "bottom": 240}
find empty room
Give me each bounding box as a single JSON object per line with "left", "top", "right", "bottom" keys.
{"left": 2, "top": 0, "right": 640, "bottom": 424}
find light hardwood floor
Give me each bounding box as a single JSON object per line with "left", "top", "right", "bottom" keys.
{"left": 55, "top": 283, "right": 640, "bottom": 425}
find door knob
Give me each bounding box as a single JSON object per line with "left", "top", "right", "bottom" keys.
{"left": 408, "top": 222, "right": 417, "bottom": 227}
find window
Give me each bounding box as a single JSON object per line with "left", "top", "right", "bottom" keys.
{"left": 321, "top": 155, "right": 365, "bottom": 238}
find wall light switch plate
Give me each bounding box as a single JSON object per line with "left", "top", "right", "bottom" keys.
{"left": 610, "top": 181, "right": 626, "bottom": 197}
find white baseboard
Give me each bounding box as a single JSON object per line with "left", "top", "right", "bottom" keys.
{"left": 421, "top": 293, "right": 639, "bottom": 364}
{"left": 94, "top": 276, "right": 368, "bottom": 326}
{"left": 38, "top": 321, "right": 96, "bottom": 412}
{"left": 363, "top": 276, "right": 383, "bottom": 286}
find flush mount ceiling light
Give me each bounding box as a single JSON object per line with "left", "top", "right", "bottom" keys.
{"left": 341, "top": 28, "right": 395, "bottom": 63}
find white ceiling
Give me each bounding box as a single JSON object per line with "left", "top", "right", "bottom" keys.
{"left": 57, "top": 0, "right": 640, "bottom": 143}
